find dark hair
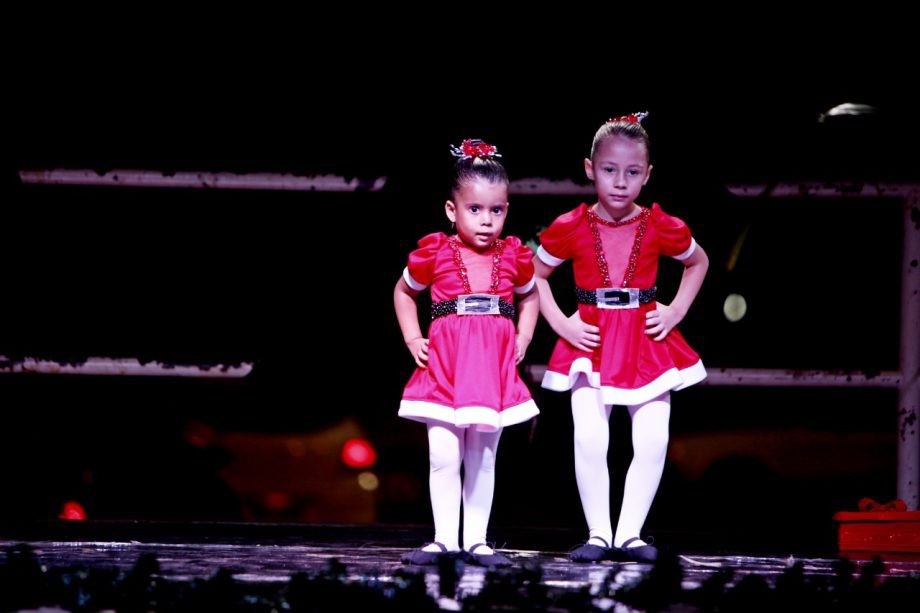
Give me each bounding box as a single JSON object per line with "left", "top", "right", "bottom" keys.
{"left": 450, "top": 156, "right": 508, "bottom": 198}
{"left": 590, "top": 118, "right": 651, "bottom": 162}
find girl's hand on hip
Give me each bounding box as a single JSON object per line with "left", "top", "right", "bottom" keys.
{"left": 561, "top": 311, "right": 601, "bottom": 352}
{"left": 645, "top": 303, "right": 681, "bottom": 341}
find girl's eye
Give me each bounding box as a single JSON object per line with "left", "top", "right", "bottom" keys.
{"left": 491, "top": 207, "right": 505, "bottom": 215}
{"left": 469, "top": 205, "right": 480, "bottom": 213}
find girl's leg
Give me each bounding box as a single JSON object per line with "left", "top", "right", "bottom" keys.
{"left": 461, "top": 427, "right": 502, "bottom": 553}
{"left": 572, "top": 375, "right": 614, "bottom": 546}
{"left": 613, "top": 393, "right": 671, "bottom": 548}
{"left": 425, "top": 423, "right": 464, "bottom": 552}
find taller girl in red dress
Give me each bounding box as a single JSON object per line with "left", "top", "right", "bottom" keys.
{"left": 394, "top": 139, "right": 539, "bottom": 567}
{"left": 535, "top": 113, "right": 709, "bottom": 562}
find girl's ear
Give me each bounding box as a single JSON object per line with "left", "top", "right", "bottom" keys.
{"left": 445, "top": 200, "right": 457, "bottom": 223}
{"left": 643, "top": 164, "right": 653, "bottom": 185}
{"left": 584, "top": 157, "right": 594, "bottom": 181}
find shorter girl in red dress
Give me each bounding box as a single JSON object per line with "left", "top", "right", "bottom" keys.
{"left": 395, "top": 138, "right": 539, "bottom": 567}
{"left": 534, "top": 112, "right": 709, "bottom": 562}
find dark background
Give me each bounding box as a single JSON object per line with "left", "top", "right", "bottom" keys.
{"left": 3, "top": 20, "right": 918, "bottom": 553}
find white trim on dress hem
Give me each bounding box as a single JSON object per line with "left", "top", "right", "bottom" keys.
{"left": 541, "top": 359, "right": 707, "bottom": 406}
{"left": 398, "top": 399, "right": 539, "bottom": 432}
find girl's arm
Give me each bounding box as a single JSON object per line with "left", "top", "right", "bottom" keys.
{"left": 394, "top": 276, "right": 429, "bottom": 368}
{"left": 534, "top": 257, "right": 601, "bottom": 351}
{"left": 514, "top": 288, "right": 538, "bottom": 364}
{"left": 645, "top": 243, "right": 709, "bottom": 341}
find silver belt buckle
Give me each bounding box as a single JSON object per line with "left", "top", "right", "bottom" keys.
{"left": 596, "top": 288, "right": 639, "bottom": 309}
{"left": 457, "top": 294, "right": 500, "bottom": 315}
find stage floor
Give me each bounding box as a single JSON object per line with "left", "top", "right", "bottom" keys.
{"left": 1, "top": 522, "right": 918, "bottom": 610}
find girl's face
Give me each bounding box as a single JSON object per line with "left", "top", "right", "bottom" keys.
{"left": 445, "top": 177, "right": 509, "bottom": 250}
{"left": 585, "top": 135, "right": 652, "bottom": 221}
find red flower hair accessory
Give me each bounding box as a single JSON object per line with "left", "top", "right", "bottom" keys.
{"left": 450, "top": 138, "right": 502, "bottom": 160}
{"left": 607, "top": 111, "right": 649, "bottom": 124}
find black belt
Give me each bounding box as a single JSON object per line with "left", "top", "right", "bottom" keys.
{"left": 575, "top": 286, "right": 657, "bottom": 308}
{"left": 431, "top": 297, "right": 516, "bottom": 320}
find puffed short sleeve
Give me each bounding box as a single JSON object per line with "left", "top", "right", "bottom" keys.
{"left": 403, "top": 232, "right": 446, "bottom": 290}
{"left": 505, "top": 236, "right": 536, "bottom": 294}
{"left": 537, "top": 204, "right": 586, "bottom": 267}
{"left": 651, "top": 203, "right": 696, "bottom": 260}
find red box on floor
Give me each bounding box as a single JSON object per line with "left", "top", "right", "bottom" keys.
{"left": 833, "top": 510, "right": 920, "bottom": 553}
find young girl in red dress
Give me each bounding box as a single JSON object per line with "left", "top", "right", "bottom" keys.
{"left": 535, "top": 113, "right": 709, "bottom": 562}
{"left": 394, "top": 139, "right": 539, "bottom": 567}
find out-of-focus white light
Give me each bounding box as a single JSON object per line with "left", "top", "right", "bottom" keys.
{"left": 723, "top": 294, "right": 747, "bottom": 322}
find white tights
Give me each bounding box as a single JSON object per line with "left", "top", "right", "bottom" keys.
{"left": 571, "top": 376, "right": 671, "bottom": 548}
{"left": 423, "top": 423, "right": 502, "bottom": 553}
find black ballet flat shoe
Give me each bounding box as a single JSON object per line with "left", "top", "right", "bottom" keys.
{"left": 464, "top": 542, "right": 512, "bottom": 568}
{"left": 611, "top": 537, "right": 658, "bottom": 562}
{"left": 569, "top": 536, "right": 612, "bottom": 563}
{"left": 401, "top": 542, "right": 455, "bottom": 565}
